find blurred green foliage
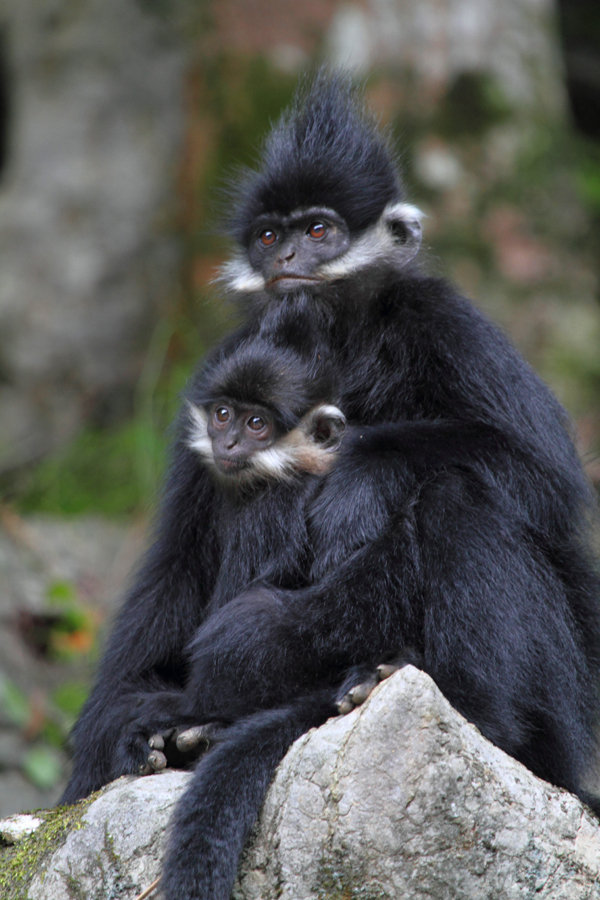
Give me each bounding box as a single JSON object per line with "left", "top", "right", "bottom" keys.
{"left": 576, "top": 142, "right": 600, "bottom": 216}
{"left": 18, "top": 421, "right": 167, "bottom": 517}
{"left": 0, "top": 574, "right": 98, "bottom": 791}
{"left": 14, "top": 310, "right": 222, "bottom": 515}
{"left": 0, "top": 678, "right": 30, "bottom": 729}
{"left": 22, "top": 746, "right": 63, "bottom": 791}
{"left": 0, "top": 673, "right": 83, "bottom": 790}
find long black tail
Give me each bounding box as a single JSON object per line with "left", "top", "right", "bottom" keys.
{"left": 161, "top": 689, "right": 337, "bottom": 900}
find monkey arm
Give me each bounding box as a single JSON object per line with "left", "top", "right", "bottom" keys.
{"left": 178, "top": 525, "right": 419, "bottom": 724}
{"left": 176, "top": 422, "right": 432, "bottom": 721}
{"left": 178, "top": 415, "right": 590, "bottom": 755}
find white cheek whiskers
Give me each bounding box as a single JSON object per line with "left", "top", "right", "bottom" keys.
{"left": 217, "top": 254, "right": 266, "bottom": 294}
{"left": 187, "top": 402, "right": 344, "bottom": 483}
{"left": 187, "top": 402, "right": 299, "bottom": 483}
{"left": 317, "top": 202, "right": 423, "bottom": 280}
{"left": 187, "top": 403, "right": 217, "bottom": 469}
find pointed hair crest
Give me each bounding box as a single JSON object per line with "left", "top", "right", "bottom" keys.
{"left": 227, "top": 72, "right": 404, "bottom": 245}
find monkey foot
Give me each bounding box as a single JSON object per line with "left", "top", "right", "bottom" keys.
{"left": 336, "top": 647, "right": 422, "bottom": 715}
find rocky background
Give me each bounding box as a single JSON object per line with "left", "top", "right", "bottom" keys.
{"left": 0, "top": 0, "right": 598, "bottom": 819}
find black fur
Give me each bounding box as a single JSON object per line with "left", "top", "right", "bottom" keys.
{"left": 61, "top": 74, "right": 600, "bottom": 900}
{"left": 163, "top": 692, "right": 336, "bottom": 900}
{"left": 195, "top": 334, "right": 334, "bottom": 433}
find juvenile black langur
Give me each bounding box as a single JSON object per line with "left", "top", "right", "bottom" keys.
{"left": 62, "top": 73, "right": 600, "bottom": 900}
{"left": 121, "top": 337, "right": 347, "bottom": 773}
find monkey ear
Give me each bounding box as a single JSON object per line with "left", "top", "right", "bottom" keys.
{"left": 382, "top": 202, "right": 423, "bottom": 266}
{"left": 302, "top": 405, "right": 347, "bottom": 450}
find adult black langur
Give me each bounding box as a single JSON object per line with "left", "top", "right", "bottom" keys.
{"left": 61, "top": 72, "right": 600, "bottom": 900}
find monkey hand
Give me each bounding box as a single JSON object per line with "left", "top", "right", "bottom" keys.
{"left": 111, "top": 690, "right": 214, "bottom": 776}
{"left": 140, "top": 722, "right": 223, "bottom": 774}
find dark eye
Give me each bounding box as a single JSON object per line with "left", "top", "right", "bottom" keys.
{"left": 214, "top": 407, "right": 230, "bottom": 424}
{"left": 259, "top": 229, "right": 277, "bottom": 247}
{"left": 307, "top": 222, "right": 327, "bottom": 240}
{"left": 247, "top": 415, "right": 266, "bottom": 432}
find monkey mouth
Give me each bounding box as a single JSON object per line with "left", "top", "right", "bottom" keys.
{"left": 267, "top": 274, "right": 321, "bottom": 290}
{"left": 215, "top": 457, "right": 249, "bottom": 475}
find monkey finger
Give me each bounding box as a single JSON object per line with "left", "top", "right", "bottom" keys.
{"left": 336, "top": 674, "right": 379, "bottom": 715}
{"left": 148, "top": 733, "right": 164, "bottom": 751}
{"left": 377, "top": 647, "right": 423, "bottom": 680}
{"left": 336, "top": 696, "right": 354, "bottom": 715}
{"left": 148, "top": 727, "right": 175, "bottom": 752}
{"left": 175, "top": 724, "right": 218, "bottom": 753}
{"left": 348, "top": 675, "right": 379, "bottom": 706}
{"left": 147, "top": 749, "right": 167, "bottom": 772}
{"left": 138, "top": 749, "right": 167, "bottom": 776}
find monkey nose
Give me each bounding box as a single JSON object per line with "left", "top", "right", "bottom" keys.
{"left": 278, "top": 249, "right": 295, "bottom": 263}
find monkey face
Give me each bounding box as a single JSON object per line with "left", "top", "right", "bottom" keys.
{"left": 247, "top": 207, "right": 350, "bottom": 294}
{"left": 219, "top": 201, "right": 423, "bottom": 298}
{"left": 207, "top": 402, "right": 277, "bottom": 475}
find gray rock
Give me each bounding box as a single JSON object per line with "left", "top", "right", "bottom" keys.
{"left": 0, "top": 813, "right": 43, "bottom": 844}
{"left": 26, "top": 772, "right": 188, "bottom": 900}
{"left": 2, "top": 667, "right": 599, "bottom": 899}
{"left": 238, "top": 667, "right": 600, "bottom": 899}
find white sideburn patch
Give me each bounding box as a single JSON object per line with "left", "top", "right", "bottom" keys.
{"left": 318, "top": 202, "right": 424, "bottom": 280}
{"left": 187, "top": 401, "right": 296, "bottom": 480}
{"left": 218, "top": 202, "right": 424, "bottom": 294}
{"left": 187, "top": 404, "right": 216, "bottom": 468}
{"left": 217, "top": 254, "right": 266, "bottom": 294}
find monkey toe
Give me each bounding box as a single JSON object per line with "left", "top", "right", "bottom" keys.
{"left": 147, "top": 749, "right": 167, "bottom": 771}
{"left": 349, "top": 675, "right": 379, "bottom": 705}
{"left": 336, "top": 674, "right": 378, "bottom": 714}
{"left": 378, "top": 647, "right": 423, "bottom": 678}
{"left": 148, "top": 732, "right": 167, "bottom": 751}
{"left": 336, "top": 696, "right": 355, "bottom": 715}
{"left": 376, "top": 662, "right": 400, "bottom": 680}
{"left": 336, "top": 648, "right": 423, "bottom": 716}
{"left": 138, "top": 748, "right": 167, "bottom": 775}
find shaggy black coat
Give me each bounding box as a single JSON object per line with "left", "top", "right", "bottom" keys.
{"left": 61, "top": 75, "right": 600, "bottom": 900}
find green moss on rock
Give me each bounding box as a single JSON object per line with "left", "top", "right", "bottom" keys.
{"left": 0, "top": 799, "right": 93, "bottom": 900}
